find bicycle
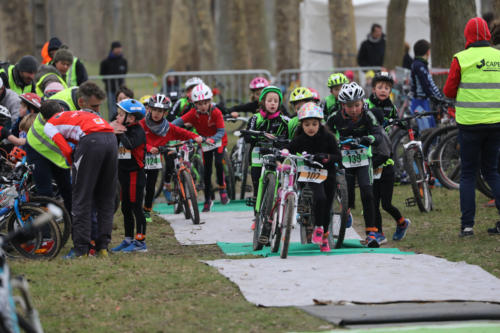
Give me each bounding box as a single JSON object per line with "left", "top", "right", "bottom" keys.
{"left": 159, "top": 140, "right": 200, "bottom": 225}
{"left": 0, "top": 203, "right": 61, "bottom": 332}
{"left": 225, "top": 116, "right": 251, "bottom": 199}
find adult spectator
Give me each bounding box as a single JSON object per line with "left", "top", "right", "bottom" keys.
{"left": 49, "top": 81, "right": 106, "bottom": 114}
{"left": 0, "top": 55, "right": 37, "bottom": 95}
{"left": 100, "top": 41, "right": 128, "bottom": 120}
{"left": 0, "top": 77, "right": 21, "bottom": 126}
{"left": 402, "top": 42, "right": 413, "bottom": 70}
{"left": 357, "top": 23, "right": 386, "bottom": 67}
{"left": 443, "top": 17, "right": 500, "bottom": 237}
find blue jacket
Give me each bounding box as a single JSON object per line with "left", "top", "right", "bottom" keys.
{"left": 410, "top": 57, "right": 443, "bottom": 100}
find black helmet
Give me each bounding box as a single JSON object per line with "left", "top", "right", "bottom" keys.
{"left": 372, "top": 71, "right": 394, "bottom": 88}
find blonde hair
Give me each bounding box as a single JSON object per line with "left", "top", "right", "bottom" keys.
{"left": 20, "top": 113, "right": 37, "bottom": 132}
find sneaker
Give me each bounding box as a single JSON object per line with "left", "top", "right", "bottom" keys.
{"left": 320, "top": 235, "right": 331, "bottom": 252}
{"left": 346, "top": 212, "right": 353, "bottom": 228}
{"left": 97, "top": 249, "right": 109, "bottom": 258}
{"left": 375, "top": 232, "right": 387, "bottom": 245}
{"left": 144, "top": 210, "right": 152, "bottom": 223}
{"left": 251, "top": 218, "right": 256, "bottom": 230}
{"left": 484, "top": 199, "right": 496, "bottom": 208}
{"left": 258, "top": 221, "right": 272, "bottom": 245}
{"left": 220, "top": 191, "right": 230, "bottom": 205}
{"left": 364, "top": 232, "right": 380, "bottom": 248}
{"left": 202, "top": 200, "right": 213, "bottom": 212}
{"left": 63, "top": 248, "right": 87, "bottom": 259}
{"left": 459, "top": 227, "right": 474, "bottom": 237}
{"left": 163, "top": 188, "right": 173, "bottom": 203}
{"left": 312, "top": 227, "right": 324, "bottom": 244}
{"left": 88, "top": 240, "right": 96, "bottom": 256}
{"left": 488, "top": 221, "right": 500, "bottom": 235}
{"left": 111, "top": 238, "right": 132, "bottom": 252}
{"left": 122, "top": 240, "right": 148, "bottom": 253}
{"left": 393, "top": 219, "right": 411, "bottom": 241}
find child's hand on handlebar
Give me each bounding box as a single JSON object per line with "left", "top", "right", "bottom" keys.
{"left": 194, "top": 136, "right": 203, "bottom": 144}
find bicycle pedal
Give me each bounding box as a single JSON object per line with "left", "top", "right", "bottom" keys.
{"left": 405, "top": 197, "right": 417, "bottom": 207}
{"left": 297, "top": 205, "right": 309, "bottom": 214}
{"left": 244, "top": 185, "right": 253, "bottom": 193}
{"left": 245, "top": 197, "right": 256, "bottom": 207}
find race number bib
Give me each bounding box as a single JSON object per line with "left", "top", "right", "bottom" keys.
{"left": 118, "top": 144, "right": 131, "bottom": 159}
{"left": 297, "top": 165, "right": 328, "bottom": 183}
{"left": 373, "top": 167, "right": 383, "bottom": 180}
{"left": 144, "top": 152, "right": 162, "bottom": 170}
{"left": 341, "top": 148, "right": 369, "bottom": 168}
{"left": 251, "top": 147, "right": 263, "bottom": 166}
{"left": 201, "top": 140, "right": 222, "bottom": 152}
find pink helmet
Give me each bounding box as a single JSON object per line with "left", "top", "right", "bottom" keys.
{"left": 249, "top": 77, "right": 270, "bottom": 90}
{"left": 308, "top": 87, "right": 320, "bottom": 101}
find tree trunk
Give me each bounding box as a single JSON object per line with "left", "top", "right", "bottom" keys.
{"left": 192, "top": 0, "right": 215, "bottom": 70}
{"left": 384, "top": 0, "right": 408, "bottom": 70}
{"left": 166, "top": 0, "right": 197, "bottom": 71}
{"left": 328, "top": 0, "right": 357, "bottom": 68}
{"left": 429, "top": 0, "right": 476, "bottom": 87}
{"left": 227, "top": 0, "right": 250, "bottom": 69}
{"left": 0, "top": 0, "right": 35, "bottom": 62}
{"left": 244, "top": 0, "right": 271, "bottom": 69}
{"left": 275, "top": 0, "right": 300, "bottom": 72}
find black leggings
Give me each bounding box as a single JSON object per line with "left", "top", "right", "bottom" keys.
{"left": 202, "top": 148, "right": 225, "bottom": 202}
{"left": 144, "top": 169, "right": 160, "bottom": 210}
{"left": 119, "top": 169, "right": 146, "bottom": 238}
{"left": 310, "top": 177, "right": 336, "bottom": 231}
{"left": 373, "top": 165, "right": 402, "bottom": 233}
{"left": 345, "top": 165, "right": 376, "bottom": 232}
{"left": 251, "top": 166, "right": 262, "bottom": 198}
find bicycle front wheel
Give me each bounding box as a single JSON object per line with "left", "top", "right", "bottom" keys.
{"left": 404, "top": 148, "right": 432, "bottom": 212}
{"left": 254, "top": 173, "right": 276, "bottom": 251}
{"left": 181, "top": 170, "right": 200, "bottom": 225}
{"left": 280, "top": 193, "right": 295, "bottom": 259}
{"left": 432, "top": 130, "right": 460, "bottom": 190}
{"left": 223, "top": 149, "right": 236, "bottom": 200}
{"left": 27, "top": 196, "right": 71, "bottom": 248}
{"left": 329, "top": 171, "right": 348, "bottom": 249}
{"left": 240, "top": 144, "right": 251, "bottom": 200}
{"left": 8, "top": 204, "right": 62, "bottom": 260}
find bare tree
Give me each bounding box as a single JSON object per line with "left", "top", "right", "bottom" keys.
{"left": 167, "top": 0, "right": 197, "bottom": 71}
{"left": 384, "top": 0, "right": 408, "bottom": 70}
{"left": 276, "top": 0, "right": 300, "bottom": 72}
{"left": 244, "top": 0, "right": 271, "bottom": 69}
{"left": 192, "top": 0, "right": 216, "bottom": 70}
{"left": 328, "top": 0, "right": 357, "bottom": 68}
{"left": 227, "top": 0, "right": 250, "bottom": 69}
{"left": 0, "top": 0, "right": 35, "bottom": 61}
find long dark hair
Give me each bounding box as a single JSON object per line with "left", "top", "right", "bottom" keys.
{"left": 294, "top": 119, "right": 332, "bottom": 138}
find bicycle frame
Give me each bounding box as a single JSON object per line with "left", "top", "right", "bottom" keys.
{"left": 254, "top": 159, "right": 279, "bottom": 213}
{"left": 273, "top": 158, "right": 299, "bottom": 229}
{"left": 173, "top": 142, "right": 198, "bottom": 201}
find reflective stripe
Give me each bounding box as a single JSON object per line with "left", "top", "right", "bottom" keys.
{"left": 459, "top": 82, "right": 500, "bottom": 89}
{"left": 455, "top": 101, "right": 500, "bottom": 108}
{"left": 30, "top": 123, "right": 63, "bottom": 155}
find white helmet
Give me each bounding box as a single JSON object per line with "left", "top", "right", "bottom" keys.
{"left": 191, "top": 83, "right": 213, "bottom": 102}
{"left": 338, "top": 82, "right": 365, "bottom": 103}
{"left": 0, "top": 105, "right": 11, "bottom": 120}
{"left": 185, "top": 77, "right": 204, "bottom": 90}
{"left": 297, "top": 102, "right": 324, "bottom": 120}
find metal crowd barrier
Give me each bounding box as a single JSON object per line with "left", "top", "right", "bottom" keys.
{"left": 161, "top": 69, "right": 272, "bottom": 107}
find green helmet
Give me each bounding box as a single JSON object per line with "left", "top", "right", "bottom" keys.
{"left": 259, "top": 85, "right": 283, "bottom": 105}
{"left": 289, "top": 87, "right": 313, "bottom": 103}
{"left": 327, "top": 73, "right": 349, "bottom": 88}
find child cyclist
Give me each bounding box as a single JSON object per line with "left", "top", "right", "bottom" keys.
{"left": 227, "top": 76, "right": 270, "bottom": 118}
{"left": 111, "top": 99, "right": 148, "bottom": 253}
{"left": 13, "top": 93, "right": 41, "bottom": 139}
{"left": 170, "top": 77, "right": 204, "bottom": 119}
{"left": 172, "top": 83, "right": 229, "bottom": 211}
{"left": 367, "top": 72, "right": 411, "bottom": 242}
{"left": 244, "top": 86, "right": 289, "bottom": 229}
{"left": 140, "top": 94, "right": 203, "bottom": 222}
{"left": 326, "top": 82, "right": 383, "bottom": 247}
{"left": 289, "top": 102, "right": 341, "bottom": 252}
{"left": 287, "top": 87, "right": 314, "bottom": 139}
{"left": 324, "top": 73, "right": 350, "bottom": 119}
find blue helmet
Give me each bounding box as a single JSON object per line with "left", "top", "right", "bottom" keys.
{"left": 117, "top": 99, "right": 146, "bottom": 120}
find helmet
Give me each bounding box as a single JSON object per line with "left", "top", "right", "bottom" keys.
{"left": 308, "top": 87, "right": 320, "bottom": 101}
{"left": 44, "top": 82, "right": 65, "bottom": 96}
{"left": 191, "top": 83, "right": 213, "bottom": 102}
{"left": 148, "top": 94, "right": 172, "bottom": 110}
{"left": 297, "top": 102, "right": 324, "bottom": 120}
{"left": 338, "top": 82, "right": 365, "bottom": 103}
{"left": 372, "top": 71, "right": 394, "bottom": 87}
{"left": 20, "top": 93, "right": 42, "bottom": 110}
{"left": 259, "top": 86, "right": 283, "bottom": 104}
{"left": 117, "top": 99, "right": 146, "bottom": 120}
{"left": 327, "top": 73, "right": 349, "bottom": 88}
{"left": 0, "top": 105, "right": 11, "bottom": 120}
{"left": 249, "top": 77, "right": 270, "bottom": 90}
{"left": 139, "top": 95, "right": 152, "bottom": 105}
{"left": 184, "top": 77, "right": 204, "bottom": 90}
{"left": 289, "top": 87, "right": 313, "bottom": 103}
{"left": 8, "top": 147, "right": 26, "bottom": 163}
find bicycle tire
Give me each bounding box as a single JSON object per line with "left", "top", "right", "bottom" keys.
{"left": 7, "top": 204, "right": 62, "bottom": 260}
{"left": 422, "top": 125, "right": 458, "bottom": 161}
{"left": 16, "top": 313, "right": 38, "bottom": 333}
{"left": 27, "top": 196, "right": 71, "bottom": 248}
{"left": 191, "top": 154, "right": 205, "bottom": 192}
{"left": 230, "top": 144, "right": 240, "bottom": 181}
{"left": 403, "top": 148, "right": 433, "bottom": 212}
{"left": 270, "top": 202, "right": 281, "bottom": 253}
{"left": 181, "top": 170, "right": 200, "bottom": 225}
{"left": 154, "top": 162, "right": 166, "bottom": 199}
{"left": 239, "top": 144, "right": 251, "bottom": 200}
{"left": 223, "top": 150, "right": 236, "bottom": 200}
{"left": 390, "top": 128, "right": 410, "bottom": 181}
{"left": 329, "top": 171, "right": 348, "bottom": 249}
{"left": 179, "top": 174, "right": 191, "bottom": 220}
{"left": 280, "top": 194, "right": 295, "bottom": 259}
{"left": 432, "top": 130, "right": 460, "bottom": 190}
{"left": 253, "top": 173, "right": 275, "bottom": 251}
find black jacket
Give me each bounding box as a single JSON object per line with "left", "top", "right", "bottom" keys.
{"left": 357, "top": 34, "right": 386, "bottom": 67}
{"left": 117, "top": 123, "right": 146, "bottom": 172}
{"left": 326, "top": 108, "right": 383, "bottom": 145}
{"left": 99, "top": 54, "right": 128, "bottom": 93}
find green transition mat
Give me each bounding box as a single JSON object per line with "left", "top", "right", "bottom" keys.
{"left": 337, "top": 323, "right": 500, "bottom": 333}
{"left": 155, "top": 200, "right": 252, "bottom": 214}
{"left": 217, "top": 240, "right": 414, "bottom": 257}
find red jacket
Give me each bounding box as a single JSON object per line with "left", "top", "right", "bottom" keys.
{"left": 444, "top": 17, "right": 492, "bottom": 99}
{"left": 139, "top": 118, "right": 199, "bottom": 152}
{"left": 181, "top": 107, "right": 228, "bottom": 147}
{"left": 44, "top": 111, "right": 113, "bottom": 164}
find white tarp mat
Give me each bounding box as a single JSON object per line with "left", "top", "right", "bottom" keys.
{"left": 205, "top": 254, "right": 500, "bottom": 307}
{"left": 161, "top": 212, "right": 361, "bottom": 245}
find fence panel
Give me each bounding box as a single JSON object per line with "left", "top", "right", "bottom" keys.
{"left": 162, "top": 70, "right": 272, "bottom": 107}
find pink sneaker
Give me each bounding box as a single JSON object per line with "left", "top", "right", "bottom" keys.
{"left": 312, "top": 227, "right": 324, "bottom": 244}
{"left": 320, "top": 237, "right": 331, "bottom": 252}
{"left": 251, "top": 219, "right": 256, "bottom": 230}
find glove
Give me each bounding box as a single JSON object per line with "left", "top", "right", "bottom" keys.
{"left": 313, "top": 153, "right": 330, "bottom": 164}
{"left": 359, "top": 136, "right": 374, "bottom": 146}
{"left": 205, "top": 138, "right": 215, "bottom": 145}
